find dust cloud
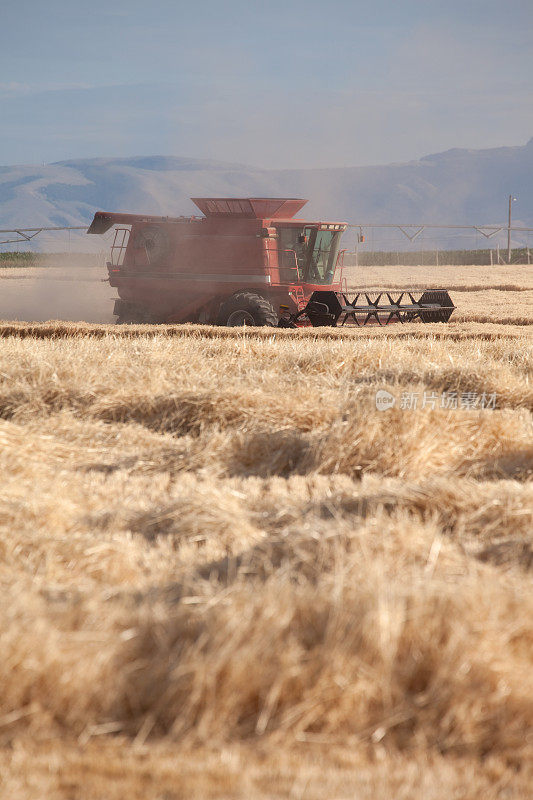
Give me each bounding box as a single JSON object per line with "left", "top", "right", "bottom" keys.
{"left": 0, "top": 255, "right": 115, "bottom": 323}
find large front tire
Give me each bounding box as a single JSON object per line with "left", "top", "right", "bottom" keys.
{"left": 217, "top": 292, "right": 277, "bottom": 327}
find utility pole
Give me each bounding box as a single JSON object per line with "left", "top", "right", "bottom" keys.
{"left": 508, "top": 195, "right": 517, "bottom": 263}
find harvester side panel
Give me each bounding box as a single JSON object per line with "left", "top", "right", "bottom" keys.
{"left": 110, "top": 215, "right": 272, "bottom": 321}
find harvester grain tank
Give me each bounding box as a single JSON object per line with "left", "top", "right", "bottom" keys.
{"left": 87, "top": 198, "right": 455, "bottom": 326}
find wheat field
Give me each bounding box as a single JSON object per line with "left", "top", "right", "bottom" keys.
{"left": 0, "top": 264, "right": 532, "bottom": 798}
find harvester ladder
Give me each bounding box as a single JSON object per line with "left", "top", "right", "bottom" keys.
{"left": 291, "top": 285, "right": 307, "bottom": 310}
{"left": 336, "top": 249, "right": 348, "bottom": 293}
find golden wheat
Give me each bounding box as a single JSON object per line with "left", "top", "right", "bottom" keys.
{"left": 0, "top": 309, "right": 531, "bottom": 798}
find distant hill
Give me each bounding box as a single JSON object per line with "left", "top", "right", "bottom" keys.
{"left": 1, "top": 141, "right": 532, "bottom": 250}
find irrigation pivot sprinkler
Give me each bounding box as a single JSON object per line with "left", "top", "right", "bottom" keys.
{"left": 508, "top": 195, "right": 517, "bottom": 263}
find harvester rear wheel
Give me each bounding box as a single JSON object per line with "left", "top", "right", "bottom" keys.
{"left": 217, "top": 292, "right": 277, "bottom": 327}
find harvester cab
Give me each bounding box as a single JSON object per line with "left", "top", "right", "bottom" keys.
{"left": 275, "top": 222, "right": 345, "bottom": 286}
{"left": 87, "top": 197, "right": 455, "bottom": 327}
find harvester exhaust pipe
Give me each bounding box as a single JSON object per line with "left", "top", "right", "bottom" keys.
{"left": 279, "top": 290, "right": 455, "bottom": 327}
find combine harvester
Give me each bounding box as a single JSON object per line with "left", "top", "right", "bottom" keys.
{"left": 87, "top": 197, "right": 455, "bottom": 327}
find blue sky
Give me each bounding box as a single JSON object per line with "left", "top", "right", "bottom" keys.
{"left": 0, "top": 0, "right": 532, "bottom": 168}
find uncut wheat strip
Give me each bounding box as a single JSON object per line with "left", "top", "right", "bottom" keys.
{"left": 0, "top": 320, "right": 531, "bottom": 341}
{"left": 0, "top": 328, "right": 530, "bottom": 383}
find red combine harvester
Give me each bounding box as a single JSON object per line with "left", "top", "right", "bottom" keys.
{"left": 87, "top": 197, "right": 455, "bottom": 326}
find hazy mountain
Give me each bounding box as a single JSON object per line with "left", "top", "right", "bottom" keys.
{"left": 1, "top": 141, "right": 532, "bottom": 251}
